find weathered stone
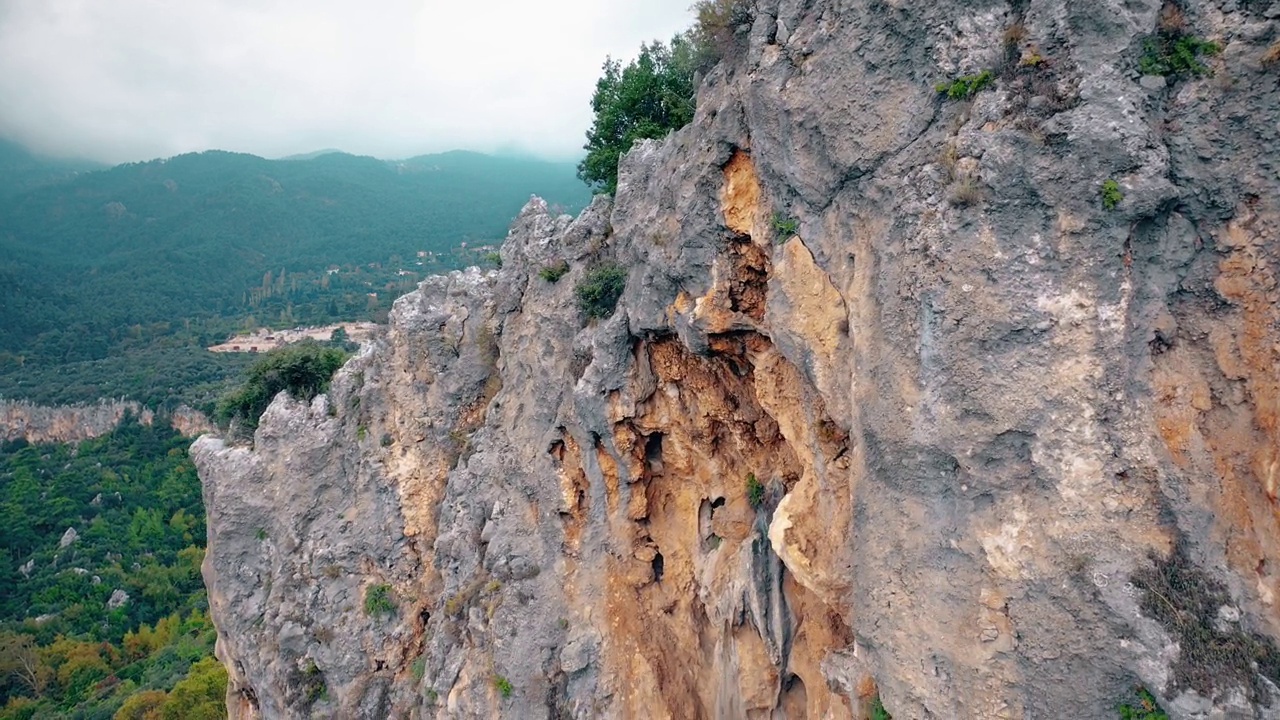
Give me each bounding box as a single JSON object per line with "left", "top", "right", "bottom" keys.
{"left": 194, "top": 1, "right": 1280, "bottom": 718}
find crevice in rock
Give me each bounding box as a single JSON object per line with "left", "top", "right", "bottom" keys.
{"left": 572, "top": 327, "right": 851, "bottom": 717}
{"left": 727, "top": 233, "right": 771, "bottom": 321}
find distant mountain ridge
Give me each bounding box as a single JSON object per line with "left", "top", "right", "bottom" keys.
{"left": 0, "top": 138, "right": 106, "bottom": 197}
{"left": 0, "top": 142, "right": 592, "bottom": 408}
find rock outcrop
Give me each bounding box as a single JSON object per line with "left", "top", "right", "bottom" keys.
{"left": 0, "top": 399, "right": 155, "bottom": 443}
{"left": 0, "top": 399, "right": 214, "bottom": 443}
{"left": 193, "top": 0, "right": 1280, "bottom": 717}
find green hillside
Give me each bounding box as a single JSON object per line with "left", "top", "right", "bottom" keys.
{"left": 0, "top": 419, "right": 224, "bottom": 720}
{"left": 0, "top": 147, "right": 591, "bottom": 409}
{"left": 0, "top": 140, "right": 105, "bottom": 198}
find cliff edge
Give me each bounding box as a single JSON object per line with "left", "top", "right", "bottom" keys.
{"left": 193, "top": 0, "right": 1280, "bottom": 717}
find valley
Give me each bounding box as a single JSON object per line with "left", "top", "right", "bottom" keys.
{"left": 0, "top": 142, "right": 589, "bottom": 720}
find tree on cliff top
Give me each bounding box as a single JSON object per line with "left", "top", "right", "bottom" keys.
{"left": 214, "top": 342, "right": 348, "bottom": 432}
{"left": 577, "top": 36, "right": 698, "bottom": 195}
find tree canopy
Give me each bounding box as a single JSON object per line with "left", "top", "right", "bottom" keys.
{"left": 215, "top": 342, "right": 349, "bottom": 431}
{"left": 577, "top": 37, "right": 699, "bottom": 195}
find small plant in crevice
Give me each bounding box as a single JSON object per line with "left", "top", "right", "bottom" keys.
{"left": 364, "top": 583, "right": 397, "bottom": 618}
{"left": 1118, "top": 686, "right": 1168, "bottom": 720}
{"left": 771, "top": 212, "right": 799, "bottom": 241}
{"left": 935, "top": 70, "right": 995, "bottom": 100}
{"left": 301, "top": 660, "right": 328, "bottom": 704}
{"left": 1263, "top": 42, "right": 1280, "bottom": 66}
{"left": 482, "top": 251, "right": 503, "bottom": 268}
{"left": 493, "top": 674, "right": 513, "bottom": 698}
{"left": 948, "top": 180, "right": 985, "bottom": 207}
{"left": 1138, "top": 28, "right": 1221, "bottom": 77}
{"left": 411, "top": 657, "right": 426, "bottom": 682}
{"left": 1131, "top": 543, "right": 1280, "bottom": 699}
{"left": 871, "top": 694, "right": 893, "bottom": 720}
{"left": 357, "top": 424, "right": 368, "bottom": 441}
{"left": 746, "top": 473, "right": 765, "bottom": 509}
{"left": 425, "top": 688, "right": 439, "bottom": 704}
{"left": 1101, "top": 179, "right": 1124, "bottom": 210}
{"left": 575, "top": 263, "right": 628, "bottom": 319}
{"left": 444, "top": 576, "right": 488, "bottom": 617}
{"left": 1002, "top": 22, "right": 1028, "bottom": 48}
{"left": 255, "top": 527, "right": 268, "bottom": 541}
{"left": 538, "top": 260, "right": 570, "bottom": 283}
{"left": 1019, "top": 50, "right": 1046, "bottom": 68}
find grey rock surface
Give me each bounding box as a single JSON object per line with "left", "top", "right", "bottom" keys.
{"left": 194, "top": 1, "right": 1280, "bottom": 718}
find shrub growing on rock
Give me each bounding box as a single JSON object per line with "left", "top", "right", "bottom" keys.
{"left": 746, "top": 473, "right": 765, "bottom": 508}
{"left": 575, "top": 264, "right": 628, "bottom": 319}
{"left": 1118, "top": 687, "right": 1168, "bottom": 720}
{"left": 493, "top": 675, "right": 513, "bottom": 698}
{"left": 771, "top": 213, "right": 799, "bottom": 241}
{"left": 363, "top": 584, "right": 397, "bottom": 618}
{"left": 214, "top": 342, "right": 348, "bottom": 431}
{"left": 691, "top": 0, "right": 754, "bottom": 66}
{"left": 935, "top": 70, "right": 995, "bottom": 100}
{"left": 539, "top": 260, "right": 570, "bottom": 283}
{"left": 1138, "top": 9, "right": 1220, "bottom": 80}
{"left": 1101, "top": 179, "right": 1123, "bottom": 210}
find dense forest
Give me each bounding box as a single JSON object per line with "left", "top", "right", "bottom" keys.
{"left": 0, "top": 419, "right": 224, "bottom": 719}
{"left": 0, "top": 146, "right": 590, "bottom": 410}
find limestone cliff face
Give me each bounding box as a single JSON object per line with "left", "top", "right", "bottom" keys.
{"left": 192, "top": 0, "right": 1280, "bottom": 717}
{"left": 0, "top": 399, "right": 156, "bottom": 443}
{"left": 0, "top": 400, "right": 214, "bottom": 443}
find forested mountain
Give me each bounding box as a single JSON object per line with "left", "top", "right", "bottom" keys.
{"left": 0, "top": 140, "right": 105, "bottom": 199}
{"left": 0, "top": 146, "right": 591, "bottom": 409}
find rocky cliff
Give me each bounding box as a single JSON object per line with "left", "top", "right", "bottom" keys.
{"left": 0, "top": 399, "right": 214, "bottom": 443}
{"left": 0, "top": 399, "right": 157, "bottom": 443}
{"left": 191, "top": 0, "right": 1280, "bottom": 717}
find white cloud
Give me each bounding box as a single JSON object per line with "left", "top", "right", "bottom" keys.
{"left": 0, "top": 0, "right": 694, "bottom": 163}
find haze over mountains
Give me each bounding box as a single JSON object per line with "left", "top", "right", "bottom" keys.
{"left": 0, "top": 139, "right": 591, "bottom": 409}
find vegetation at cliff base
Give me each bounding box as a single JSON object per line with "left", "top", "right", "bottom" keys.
{"left": 215, "top": 342, "right": 349, "bottom": 431}
{"left": 0, "top": 418, "right": 225, "bottom": 719}
{"left": 575, "top": 264, "right": 628, "bottom": 319}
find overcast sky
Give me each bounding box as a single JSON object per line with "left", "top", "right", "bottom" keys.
{"left": 0, "top": 0, "right": 694, "bottom": 164}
